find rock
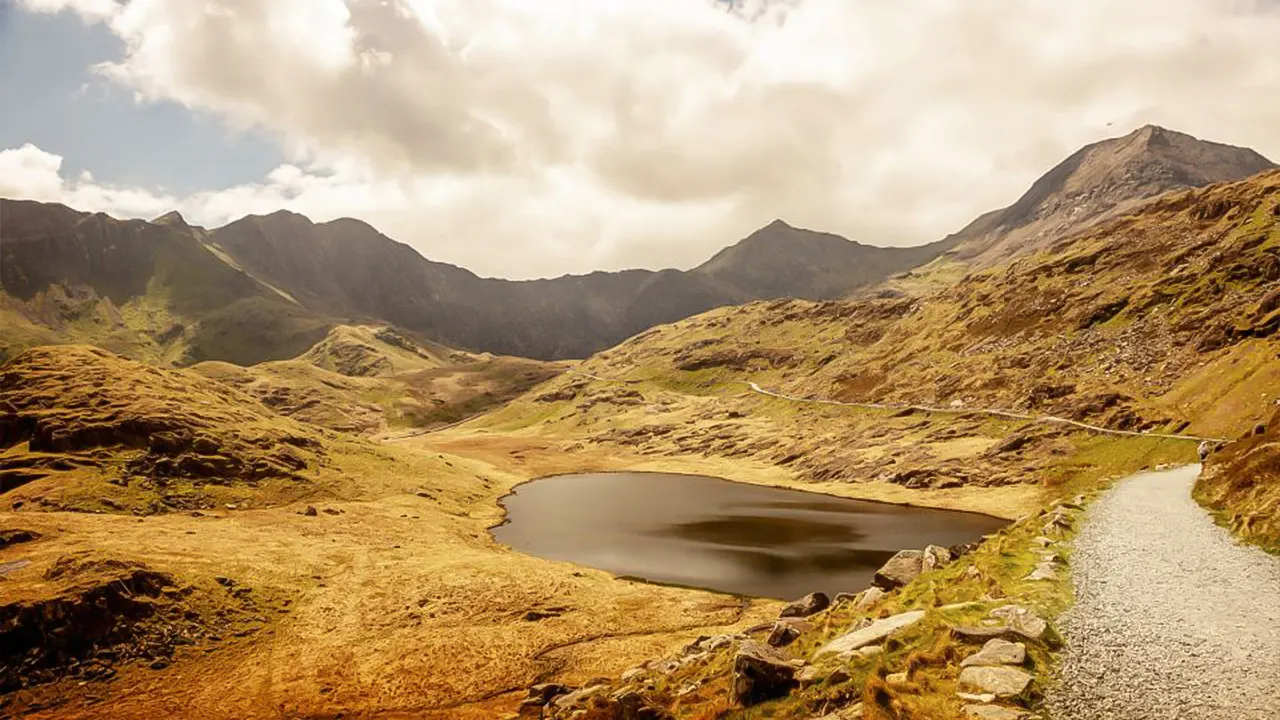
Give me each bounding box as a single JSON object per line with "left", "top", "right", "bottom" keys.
{"left": 1043, "top": 515, "right": 1072, "bottom": 535}
{"left": 957, "top": 692, "right": 997, "bottom": 703}
{"left": 214, "top": 576, "right": 235, "bottom": 587}
{"left": 832, "top": 592, "right": 860, "bottom": 606}
{"left": 780, "top": 591, "right": 830, "bottom": 618}
{"left": 815, "top": 610, "right": 927, "bottom": 656}
{"left": 1025, "top": 563, "right": 1057, "bottom": 581}
{"left": 302, "top": 506, "right": 318, "bottom": 517}
{"left": 855, "top": 586, "right": 887, "bottom": 610}
{"left": 767, "top": 623, "right": 802, "bottom": 648}
{"left": 962, "top": 705, "right": 1030, "bottom": 720}
{"left": 923, "top": 544, "right": 953, "bottom": 571}
{"left": 960, "top": 639, "right": 1026, "bottom": 667}
{"left": 98, "top": 496, "right": 125, "bottom": 511}
{"left": 886, "top": 671, "right": 910, "bottom": 687}
{"left": 813, "top": 704, "right": 864, "bottom": 720}
{"left": 989, "top": 606, "right": 1048, "bottom": 641}
{"left": 621, "top": 667, "right": 645, "bottom": 683}
{"left": 732, "top": 640, "right": 797, "bottom": 706}
{"left": 873, "top": 550, "right": 924, "bottom": 590}
{"left": 858, "top": 645, "right": 884, "bottom": 659}
{"left": 528, "top": 683, "right": 570, "bottom": 702}
{"left": 517, "top": 697, "right": 546, "bottom": 716}
{"left": 957, "top": 666, "right": 1033, "bottom": 698}
{"left": 1032, "top": 536, "right": 1054, "bottom": 548}
{"left": 552, "top": 685, "right": 607, "bottom": 710}
{"left": 149, "top": 659, "right": 170, "bottom": 670}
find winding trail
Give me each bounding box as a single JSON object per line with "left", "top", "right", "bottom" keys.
{"left": 566, "top": 369, "right": 1227, "bottom": 444}
{"left": 1049, "top": 465, "right": 1280, "bottom": 720}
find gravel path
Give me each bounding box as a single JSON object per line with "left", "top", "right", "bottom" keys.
{"left": 1048, "top": 465, "right": 1280, "bottom": 720}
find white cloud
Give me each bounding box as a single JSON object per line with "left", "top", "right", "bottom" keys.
{"left": 8, "top": 0, "right": 1280, "bottom": 278}
{"left": 0, "top": 144, "right": 176, "bottom": 218}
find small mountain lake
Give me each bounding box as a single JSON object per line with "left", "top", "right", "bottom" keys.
{"left": 492, "top": 472, "right": 1008, "bottom": 600}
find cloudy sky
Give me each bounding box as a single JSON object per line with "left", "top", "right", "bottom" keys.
{"left": 1, "top": 0, "right": 1279, "bottom": 279}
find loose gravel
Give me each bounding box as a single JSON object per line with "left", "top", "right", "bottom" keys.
{"left": 1048, "top": 465, "right": 1280, "bottom": 720}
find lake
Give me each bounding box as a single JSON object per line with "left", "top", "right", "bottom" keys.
{"left": 492, "top": 472, "right": 1007, "bottom": 600}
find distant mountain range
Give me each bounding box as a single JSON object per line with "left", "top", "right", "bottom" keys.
{"left": 1, "top": 125, "right": 1274, "bottom": 363}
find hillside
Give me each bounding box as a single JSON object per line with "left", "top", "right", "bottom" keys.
{"left": 0, "top": 199, "right": 333, "bottom": 366}
{"left": 945, "top": 125, "right": 1276, "bottom": 265}
{"left": 207, "top": 213, "right": 951, "bottom": 360}
{"left": 192, "top": 324, "right": 566, "bottom": 436}
{"left": 475, "top": 170, "right": 1280, "bottom": 500}
{"left": 1199, "top": 411, "right": 1280, "bottom": 552}
{"left": 696, "top": 220, "right": 955, "bottom": 301}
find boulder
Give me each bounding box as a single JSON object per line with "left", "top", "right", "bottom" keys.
{"left": 923, "top": 545, "right": 953, "bottom": 572}
{"left": 732, "top": 641, "right": 797, "bottom": 706}
{"left": 815, "top": 610, "right": 926, "bottom": 656}
{"left": 767, "top": 623, "right": 802, "bottom": 648}
{"left": 780, "top": 592, "right": 830, "bottom": 618}
{"left": 960, "top": 638, "right": 1026, "bottom": 667}
{"left": 886, "top": 672, "right": 910, "bottom": 687}
{"left": 962, "top": 705, "right": 1030, "bottom": 720}
{"left": 957, "top": 666, "right": 1033, "bottom": 698}
{"left": 873, "top": 550, "right": 924, "bottom": 590}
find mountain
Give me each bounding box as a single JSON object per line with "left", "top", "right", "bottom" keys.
{"left": 3, "top": 126, "right": 1272, "bottom": 364}
{"left": 947, "top": 125, "right": 1276, "bottom": 263}
{"left": 0, "top": 199, "right": 332, "bottom": 366}
{"left": 694, "top": 219, "right": 955, "bottom": 300}
{"left": 201, "top": 213, "right": 947, "bottom": 360}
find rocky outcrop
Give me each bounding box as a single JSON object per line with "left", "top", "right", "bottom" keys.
{"left": 732, "top": 640, "right": 798, "bottom": 706}
{"left": 873, "top": 550, "right": 925, "bottom": 589}
{"left": 779, "top": 591, "right": 830, "bottom": 618}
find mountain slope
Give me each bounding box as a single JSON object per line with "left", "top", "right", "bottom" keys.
{"left": 0, "top": 199, "right": 333, "bottom": 366}
{"left": 207, "top": 213, "right": 944, "bottom": 360}
{"left": 948, "top": 125, "right": 1276, "bottom": 264}
{"left": 694, "top": 219, "right": 956, "bottom": 300}
{"left": 529, "top": 170, "right": 1280, "bottom": 458}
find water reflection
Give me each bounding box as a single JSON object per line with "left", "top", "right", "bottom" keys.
{"left": 493, "top": 472, "right": 1006, "bottom": 600}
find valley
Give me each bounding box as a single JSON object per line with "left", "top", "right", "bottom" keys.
{"left": 2, "top": 125, "right": 1279, "bottom": 720}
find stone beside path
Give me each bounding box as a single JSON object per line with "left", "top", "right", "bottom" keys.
{"left": 1048, "top": 465, "right": 1280, "bottom": 720}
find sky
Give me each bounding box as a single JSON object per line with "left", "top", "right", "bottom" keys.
{"left": 1, "top": 0, "right": 1279, "bottom": 280}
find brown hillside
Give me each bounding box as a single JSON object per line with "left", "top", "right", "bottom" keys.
{"left": 1199, "top": 412, "right": 1280, "bottom": 551}
{"left": 0, "top": 345, "right": 330, "bottom": 514}
{"left": 560, "top": 170, "right": 1280, "bottom": 441}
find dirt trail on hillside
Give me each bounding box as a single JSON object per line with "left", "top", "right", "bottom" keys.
{"left": 565, "top": 369, "right": 1227, "bottom": 443}
{"left": 1049, "top": 465, "right": 1280, "bottom": 720}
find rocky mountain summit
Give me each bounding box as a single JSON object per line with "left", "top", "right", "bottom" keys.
{"left": 947, "top": 125, "right": 1276, "bottom": 265}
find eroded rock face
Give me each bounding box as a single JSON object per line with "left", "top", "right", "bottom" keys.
{"left": 815, "top": 610, "right": 927, "bottom": 656}
{"left": 779, "top": 591, "right": 830, "bottom": 618}
{"left": 732, "top": 640, "right": 797, "bottom": 706}
{"left": 873, "top": 550, "right": 925, "bottom": 589}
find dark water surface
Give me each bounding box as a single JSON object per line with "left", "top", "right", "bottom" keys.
{"left": 493, "top": 472, "right": 1007, "bottom": 600}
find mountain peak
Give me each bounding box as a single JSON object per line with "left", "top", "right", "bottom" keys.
{"left": 950, "top": 126, "right": 1276, "bottom": 263}
{"left": 152, "top": 210, "right": 190, "bottom": 228}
